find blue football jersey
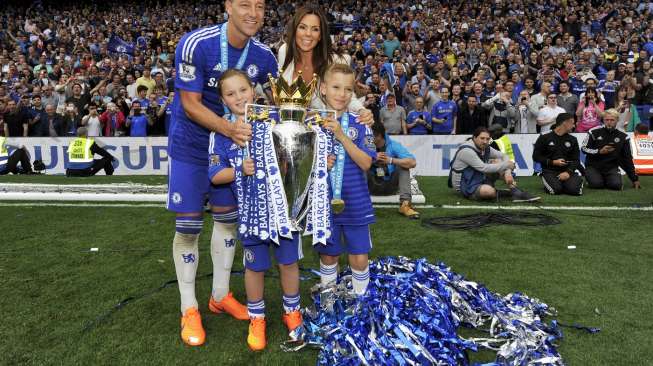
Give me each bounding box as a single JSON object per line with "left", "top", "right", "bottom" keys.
{"left": 169, "top": 23, "right": 278, "bottom": 165}
{"left": 208, "top": 131, "right": 240, "bottom": 186}
{"left": 331, "top": 113, "right": 377, "bottom": 225}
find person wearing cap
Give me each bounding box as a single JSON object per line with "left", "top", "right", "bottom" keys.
{"left": 533, "top": 113, "right": 584, "bottom": 195}
{"left": 581, "top": 108, "right": 640, "bottom": 190}
{"left": 449, "top": 126, "right": 540, "bottom": 202}
{"left": 379, "top": 94, "right": 407, "bottom": 135}
{"left": 65, "top": 127, "right": 116, "bottom": 177}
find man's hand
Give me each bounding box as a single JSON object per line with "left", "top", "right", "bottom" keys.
{"left": 242, "top": 158, "right": 255, "bottom": 176}
{"left": 558, "top": 171, "right": 570, "bottom": 181}
{"left": 552, "top": 158, "right": 567, "bottom": 166}
{"left": 327, "top": 154, "right": 336, "bottom": 170}
{"left": 357, "top": 108, "right": 374, "bottom": 126}
{"left": 376, "top": 152, "right": 390, "bottom": 165}
{"left": 633, "top": 180, "right": 641, "bottom": 189}
{"left": 504, "top": 170, "right": 515, "bottom": 186}
{"left": 506, "top": 160, "right": 516, "bottom": 171}
{"left": 227, "top": 118, "right": 252, "bottom": 147}
{"left": 599, "top": 145, "right": 615, "bottom": 154}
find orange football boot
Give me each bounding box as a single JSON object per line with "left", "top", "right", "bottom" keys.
{"left": 180, "top": 307, "right": 205, "bottom": 346}
{"left": 208, "top": 292, "right": 249, "bottom": 320}
{"left": 247, "top": 317, "right": 267, "bottom": 351}
{"left": 282, "top": 310, "right": 303, "bottom": 333}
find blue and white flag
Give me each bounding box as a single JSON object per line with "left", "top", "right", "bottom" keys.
{"left": 108, "top": 34, "right": 135, "bottom": 55}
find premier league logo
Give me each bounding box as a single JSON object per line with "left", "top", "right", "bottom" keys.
{"left": 179, "top": 63, "right": 196, "bottom": 82}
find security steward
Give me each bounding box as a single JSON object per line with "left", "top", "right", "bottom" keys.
{"left": 532, "top": 113, "right": 584, "bottom": 195}
{"left": 489, "top": 123, "right": 515, "bottom": 162}
{"left": 65, "top": 127, "right": 116, "bottom": 177}
{"left": 0, "top": 136, "right": 34, "bottom": 175}
{"left": 581, "top": 108, "right": 640, "bottom": 190}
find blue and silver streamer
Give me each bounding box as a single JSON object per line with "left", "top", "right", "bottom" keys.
{"left": 283, "top": 256, "right": 592, "bottom": 366}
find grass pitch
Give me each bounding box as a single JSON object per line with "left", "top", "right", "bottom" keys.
{"left": 1, "top": 176, "right": 652, "bottom": 365}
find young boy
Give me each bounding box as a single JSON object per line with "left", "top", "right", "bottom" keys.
{"left": 318, "top": 64, "right": 377, "bottom": 296}
{"left": 209, "top": 69, "right": 303, "bottom": 351}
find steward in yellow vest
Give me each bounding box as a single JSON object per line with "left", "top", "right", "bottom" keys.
{"left": 488, "top": 123, "right": 515, "bottom": 162}
{"left": 65, "top": 127, "right": 116, "bottom": 177}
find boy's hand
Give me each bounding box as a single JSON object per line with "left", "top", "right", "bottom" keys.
{"left": 242, "top": 158, "right": 255, "bottom": 176}
{"left": 327, "top": 154, "right": 336, "bottom": 170}
{"left": 323, "top": 117, "right": 347, "bottom": 141}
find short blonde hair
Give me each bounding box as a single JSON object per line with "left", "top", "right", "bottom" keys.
{"left": 604, "top": 108, "right": 620, "bottom": 120}
{"left": 323, "top": 63, "right": 355, "bottom": 83}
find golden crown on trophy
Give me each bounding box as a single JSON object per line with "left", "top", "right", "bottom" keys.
{"left": 268, "top": 71, "right": 317, "bottom": 107}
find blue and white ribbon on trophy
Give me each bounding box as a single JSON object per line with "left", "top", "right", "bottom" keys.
{"left": 305, "top": 123, "right": 331, "bottom": 245}
{"left": 329, "top": 113, "right": 348, "bottom": 214}
{"left": 264, "top": 121, "right": 293, "bottom": 243}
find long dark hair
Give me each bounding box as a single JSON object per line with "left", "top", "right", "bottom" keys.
{"left": 283, "top": 5, "right": 336, "bottom": 79}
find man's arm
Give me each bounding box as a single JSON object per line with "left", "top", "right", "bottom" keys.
{"left": 179, "top": 91, "right": 250, "bottom": 146}
{"left": 3, "top": 123, "right": 8, "bottom": 137}
{"left": 581, "top": 131, "right": 599, "bottom": 155}
{"left": 532, "top": 135, "right": 550, "bottom": 166}
{"left": 458, "top": 147, "right": 510, "bottom": 173}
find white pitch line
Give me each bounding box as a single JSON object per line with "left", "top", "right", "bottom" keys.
{"left": 0, "top": 202, "right": 650, "bottom": 211}
{"left": 440, "top": 204, "right": 652, "bottom": 211}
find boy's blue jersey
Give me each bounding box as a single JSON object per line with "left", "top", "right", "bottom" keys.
{"left": 169, "top": 23, "right": 278, "bottom": 166}
{"left": 331, "top": 113, "right": 377, "bottom": 225}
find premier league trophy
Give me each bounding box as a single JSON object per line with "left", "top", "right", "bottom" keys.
{"left": 241, "top": 72, "right": 335, "bottom": 246}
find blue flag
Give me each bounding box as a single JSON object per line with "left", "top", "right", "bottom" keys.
{"left": 108, "top": 34, "right": 135, "bottom": 55}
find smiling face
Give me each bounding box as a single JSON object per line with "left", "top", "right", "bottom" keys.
{"left": 320, "top": 71, "right": 355, "bottom": 113}
{"left": 226, "top": 0, "right": 265, "bottom": 40}
{"left": 295, "top": 14, "right": 321, "bottom": 53}
{"left": 220, "top": 74, "right": 254, "bottom": 117}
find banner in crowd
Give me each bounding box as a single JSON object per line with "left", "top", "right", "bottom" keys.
{"left": 5, "top": 133, "right": 644, "bottom": 176}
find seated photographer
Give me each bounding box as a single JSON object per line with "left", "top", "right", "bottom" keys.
{"left": 449, "top": 127, "right": 540, "bottom": 202}
{"left": 367, "top": 123, "right": 420, "bottom": 219}
{"left": 0, "top": 136, "right": 34, "bottom": 175}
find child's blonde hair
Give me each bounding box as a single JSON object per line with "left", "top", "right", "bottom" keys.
{"left": 323, "top": 63, "right": 355, "bottom": 82}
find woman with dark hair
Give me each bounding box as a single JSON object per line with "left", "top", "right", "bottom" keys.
{"left": 277, "top": 5, "right": 372, "bottom": 121}
{"left": 576, "top": 86, "right": 605, "bottom": 132}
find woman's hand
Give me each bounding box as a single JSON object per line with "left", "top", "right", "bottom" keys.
{"left": 356, "top": 108, "right": 374, "bottom": 126}
{"left": 242, "top": 158, "right": 255, "bottom": 176}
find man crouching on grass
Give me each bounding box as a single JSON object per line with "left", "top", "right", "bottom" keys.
{"left": 449, "top": 127, "right": 540, "bottom": 202}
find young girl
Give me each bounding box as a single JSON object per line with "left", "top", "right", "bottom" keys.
{"left": 317, "top": 63, "right": 377, "bottom": 296}
{"left": 208, "top": 69, "right": 303, "bottom": 351}
{"left": 576, "top": 87, "right": 605, "bottom": 132}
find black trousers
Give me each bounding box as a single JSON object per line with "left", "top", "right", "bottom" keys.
{"left": 585, "top": 166, "right": 622, "bottom": 190}
{"left": 66, "top": 157, "right": 114, "bottom": 177}
{"left": 541, "top": 170, "right": 583, "bottom": 195}
{"left": 0, "top": 148, "right": 32, "bottom": 175}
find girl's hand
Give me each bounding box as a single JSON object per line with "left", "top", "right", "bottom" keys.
{"left": 327, "top": 154, "right": 336, "bottom": 170}
{"left": 242, "top": 158, "right": 255, "bottom": 176}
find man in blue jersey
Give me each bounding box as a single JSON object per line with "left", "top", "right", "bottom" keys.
{"left": 406, "top": 96, "right": 431, "bottom": 135}
{"left": 430, "top": 87, "right": 458, "bottom": 134}
{"left": 125, "top": 101, "right": 151, "bottom": 137}
{"left": 167, "top": 0, "right": 278, "bottom": 347}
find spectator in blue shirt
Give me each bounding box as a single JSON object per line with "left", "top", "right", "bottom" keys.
{"left": 406, "top": 97, "right": 431, "bottom": 135}
{"left": 367, "top": 123, "right": 419, "bottom": 219}
{"left": 430, "top": 87, "right": 458, "bottom": 134}
{"left": 125, "top": 101, "right": 151, "bottom": 137}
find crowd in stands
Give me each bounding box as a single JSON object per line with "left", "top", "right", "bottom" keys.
{"left": 2, "top": 0, "right": 653, "bottom": 137}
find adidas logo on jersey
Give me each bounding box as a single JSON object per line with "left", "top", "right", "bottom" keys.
{"left": 549, "top": 141, "right": 555, "bottom": 146}
{"left": 213, "top": 64, "right": 223, "bottom": 72}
